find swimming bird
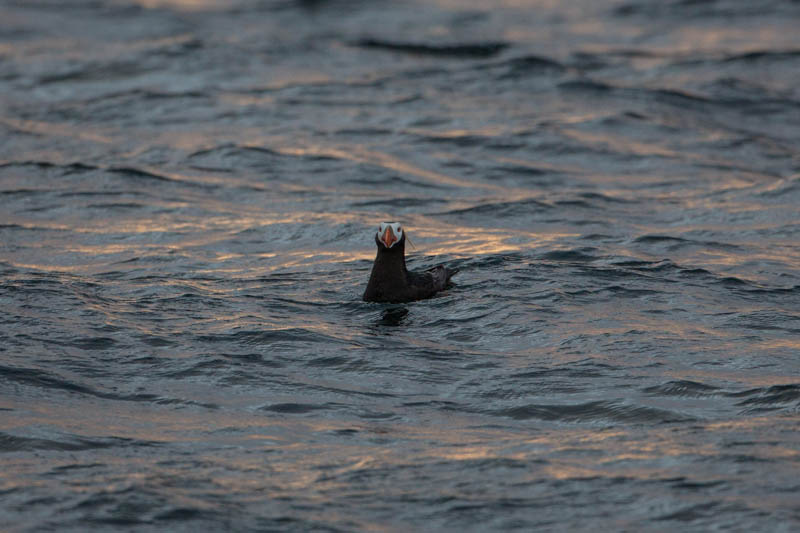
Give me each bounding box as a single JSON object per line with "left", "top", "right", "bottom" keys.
{"left": 363, "top": 222, "right": 458, "bottom": 303}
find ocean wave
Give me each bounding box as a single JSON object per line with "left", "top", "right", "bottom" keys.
{"left": 490, "top": 400, "right": 695, "bottom": 424}
{"left": 354, "top": 38, "right": 508, "bottom": 58}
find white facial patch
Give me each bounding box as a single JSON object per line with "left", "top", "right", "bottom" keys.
{"left": 376, "top": 222, "right": 403, "bottom": 248}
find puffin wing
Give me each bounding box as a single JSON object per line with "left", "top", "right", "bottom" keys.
{"left": 426, "top": 265, "right": 449, "bottom": 291}
{"left": 405, "top": 265, "right": 458, "bottom": 299}
{"left": 429, "top": 265, "right": 459, "bottom": 287}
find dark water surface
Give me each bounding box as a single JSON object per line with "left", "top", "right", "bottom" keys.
{"left": 2, "top": 0, "right": 800, "bottom": 530}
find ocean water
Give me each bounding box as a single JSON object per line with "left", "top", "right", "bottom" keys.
{"left": 2, "top": 0, "right": 799, "bottom": 530}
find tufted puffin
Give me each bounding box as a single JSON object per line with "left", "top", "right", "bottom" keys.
{"left": 363, "top": 222, "right": 458, "bottom": 303}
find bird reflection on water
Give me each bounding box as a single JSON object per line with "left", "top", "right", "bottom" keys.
{"left": 377, "top": 306, "right": 409, "bottom": 327}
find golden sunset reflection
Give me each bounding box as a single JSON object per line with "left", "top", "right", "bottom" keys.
{"left": 404, "top": 126, "right": 514, "bottom": 140}
{"left": 1, "top": 117, "right": 112, "bottom": 145}
{"left": 5, "top": 380, "right": 800, "bottom": 503}
{"left": 277, "top": 144, "right": 511, "bottom": 192}
{"left": 562, "top": 129, "right": 682, "bottom": 159}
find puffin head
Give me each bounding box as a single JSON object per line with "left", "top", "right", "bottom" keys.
{"left": 375, "top": 222, "right": 404, "bottom": 250}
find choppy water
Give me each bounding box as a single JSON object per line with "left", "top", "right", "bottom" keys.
{"left": 2, "top": 0, "right": 800, "bottom": 530}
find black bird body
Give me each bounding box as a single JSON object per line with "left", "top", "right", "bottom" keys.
{"left": 363, "top": 223, "right": 457, "bottom": 303}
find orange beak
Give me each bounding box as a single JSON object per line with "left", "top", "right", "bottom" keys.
{"left": 381, "top": 226, "right": 397, "bottom": 248}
